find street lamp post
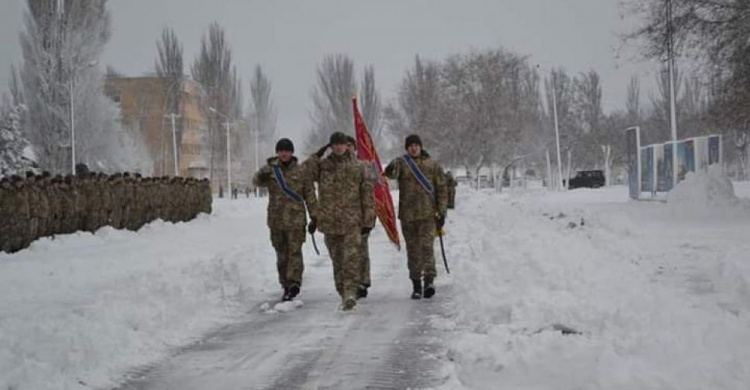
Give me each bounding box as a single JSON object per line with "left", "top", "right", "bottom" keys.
{"left": 254, "top": 120, "right": 260, "bottom": 197}
{"left": 537, "top": 64, "right": 565, "bottom": 191}
{"left": 69, "top": 76, "right": 76, "bottom": 175}
{"left": 165, "top": 113, "right": 181, "bottom": 176}
{"left": 209, "top": 107, "right": 244, "bottom": 198}
{"left": 551, "top": 80, "right": 564, "bottom": 190}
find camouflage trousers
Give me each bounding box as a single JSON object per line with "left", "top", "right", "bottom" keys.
{"left": 324, "top": 232, "right": 361, "bottom": 300}
{"left": 270, "top": 228, "right": 306, "bottom": 288}
{"left": 357, "top": 232, "right": 371, "bottom": 287}
{"left": 401, "top": 219, "right": 437, "bottom": 280}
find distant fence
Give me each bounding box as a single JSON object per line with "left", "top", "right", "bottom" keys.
{"left": 626, "top": 127, "right": 722, "bottom": 200}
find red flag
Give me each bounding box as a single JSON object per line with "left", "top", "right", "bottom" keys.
{"left": 353, "top": 97, "right": 400, "bottom": 250}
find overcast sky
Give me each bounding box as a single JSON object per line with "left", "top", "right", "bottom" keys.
{"left": 0, "top": 0, "right": 658, "bottom": 142}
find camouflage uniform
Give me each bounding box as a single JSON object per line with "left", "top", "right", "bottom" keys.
{"left": 47, "top": 177, "right": 62, "bottom": 235}
{"left": 99, "top": 174, "right": 113, "bottom": 228}
{"left": 109, "top": 175, "right": 124, "bottom": 229}
{"left": 200, "top": 179, "right": 212, "bottom": 215}
{"left": 353, "top": 157, "right": 377, "bottom": 292}
{"left": 122, "top": 174, "right": 135, "bottom": 230}
{"left": 253, "top": 156, "right": 317, "bottom": 294}
{"left": 82, "top": 175, "right": 102, "bottom": 232}
{"left": 10, "top": 179, "right": 30, "bottom": 252}
{"left": 446, "top": 171, "right": 457, "bottom": 209}
{"left": 384, "top": 151, "right": 448, "bottom": 282}
{"left": 0, "top": 180, "right": 13, "bottom": 252}
{"left": 306, "top": 151, "right": 376, "bottom": 307}
{"left": 25, "top": 176, "right": 41, "bottom": 241}
{"left": 59, "top": 177, "right": 77, "bottom": 234}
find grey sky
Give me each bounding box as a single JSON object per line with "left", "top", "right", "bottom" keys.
{"left": 0, "top": 0, "right": 657, "bottom": 141}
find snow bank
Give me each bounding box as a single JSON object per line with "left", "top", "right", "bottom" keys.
{"left": 436, "top": 186, "right": 750, "bottom": 390}
{"left": 0, "top": 199, "right": 279, "bottom": 390}
{"left": 667, "top": 165, "right": 750, "bottom": 216}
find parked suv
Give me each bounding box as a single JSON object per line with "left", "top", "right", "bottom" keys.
{"left": 566, "top": 170, "right": 605, "bottom": 189}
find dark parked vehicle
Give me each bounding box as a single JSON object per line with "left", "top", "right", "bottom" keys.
{"left": 566, "top": 170, "right": 605, "bottom": 189}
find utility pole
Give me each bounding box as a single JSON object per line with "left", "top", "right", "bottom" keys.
{"left": 210, "top": 107, "right": 244, "bottom": 198}
{"left": 225, "top": 121, "right": 232, "bottom": 196}
{"left": 551, "top": 77, "right": 564, "bottom": 191}
{"left": 667, "top": 0, "right": 679, "bottom": 187}
{"left": 254, "top": 125, "right": 259, "bottom": 197}
{"left": 166, "top": 113, "right": 181, "bottom": 176}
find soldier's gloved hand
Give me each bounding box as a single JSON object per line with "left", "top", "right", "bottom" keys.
{"left": 361, "top": 226, "right": 372, "bottom": 235}
{"left": 384, "top": 164, "right": 395, "bottom": 177}
{"left": 315, "top": 144, "right": 330, "bottom": 158}
{"left": 435, "top": 213, "right": 446, "bottom": 229}
{"left": 308, "top": 218, "right": 317, "bottom": 234}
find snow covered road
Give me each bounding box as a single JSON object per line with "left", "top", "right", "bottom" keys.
{"left": 2, "top": 177, "right": 750, "bottom": 389}
{"left": 113, "top": 225, "right": 447, "bottom": 390}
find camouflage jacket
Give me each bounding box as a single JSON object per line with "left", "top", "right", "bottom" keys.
{"left": 253, "top": 156, "right": 317, "bottom": 230}
{"left": 384, "top": 151, "right": 448, "bottom": 222}
{"left": 351, "top": 154, "right": 377, "bottom": 229}
{"left": 305, "top": 151, "right": 376, "bottom": 235}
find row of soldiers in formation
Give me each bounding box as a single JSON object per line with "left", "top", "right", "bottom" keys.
{"left": 253, "top": 132, "right": 450, "bottom": 311}
{"left": 0, "top": 168, "right": 212, "bottom": 254}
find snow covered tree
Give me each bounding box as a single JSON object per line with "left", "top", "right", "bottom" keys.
{"left": 155, "top": 26, "right": 184, "bottom": 175}
{"left": 19, "top": 0, "right": 143, "bottom": 174}
{"left": 191, "top": 22, "right": 241, "bottom": 183}
{"left": 0, "top": 103, "right": 37, "bottom": 176}
{"left": 360, "top": 65, "right": 386, "bottom": 148}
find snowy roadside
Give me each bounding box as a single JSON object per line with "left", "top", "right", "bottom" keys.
{"left": 0, "top": 199, "right": 288, "bottom": 390}
{"left": 435, "top": 179, "right": 750, "bottom": 390}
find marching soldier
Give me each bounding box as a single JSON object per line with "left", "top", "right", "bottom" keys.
{"left": 253, "top": 138, "right": 317, "bottom": 301}
{"left": 384, "top": 134, "right": 448, "bottom": 300}
{"left": 346, "top": 135, "right": 376, "bottom": 299}
{"left": 306, "top": 132, "right": 376, "bottom": 311}
{"left": 446, "top": 171, "right": 457, "bottom": 209}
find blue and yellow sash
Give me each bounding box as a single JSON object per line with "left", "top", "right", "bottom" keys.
{"left": 402, "top": 154, "right": 435, "bottom": 199}
{"left": 272, "top": 165, "right": 303, "bottom": 203}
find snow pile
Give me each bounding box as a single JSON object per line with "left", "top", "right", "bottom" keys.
{"left": 436, "top": 186, "right": 750, "bottom": 390}
{"left": 667, "top": 165, "right": 750, "bottom": 216}
{"left": 0, "top": 199, "right": 280, "bottom": 390}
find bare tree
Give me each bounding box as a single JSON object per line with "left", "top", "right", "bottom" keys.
{"left": 8, "top": 65, "right": 25, "bottom": 107}
{"left": 626, "top": 75, "right": 641, "bottom": 124}
{"left": 647, "top": 64, "right": 683, "bottom": 144}
{"left": 306, "top": 54, "right": 356, "bottom": 151}
{"left": 624, "top": 0, "right": 750, "bottom": 176}
{"left": 386, "top": 55, "right": 443, "bottom": 159}
{"left": 191, "top": 22, "right": 239, "bottom": 183}
{"left": 155, "top": 26, "right": 184, "bottom": 175}
{"left": 243, "top": 64, "right": 277, "bottom": 180}
{"left": 360, "top": 65, "right": 385, "bottom": 147}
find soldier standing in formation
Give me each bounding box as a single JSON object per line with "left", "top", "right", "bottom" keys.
{"left": 445, "top": 171, "right": 457, "bottom": 209}
{"left": 385, "top": 134, "right": 448, "bottom": 300}
{"left": 345, "top": 135, "right": 377, "bottom": 299}
{"left": 0, "top": 171, "right": 211, "bottom": 254}
{"left": 306, "top": 132, "right": 375, "bottom": 311}
{"left": 253, "top": 138, "right": 318, "bottom": 301}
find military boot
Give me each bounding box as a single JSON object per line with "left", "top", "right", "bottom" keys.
{"left": 356, "top": 284, "right": 368, "bottom": 299}
{"left": 288, "top": 283, "right": 300, "bottom": 299}
{"left": 411, "top": 278, "right": 422, "bottom": 300}
{"left": 281, "top": 286, "right": 291, "bottom": 302}
{"left": 423, "top": 277, "right": 435, "bottom": 299}
{"left": 342, "top": 296, "right": 357, "bottom": 311}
